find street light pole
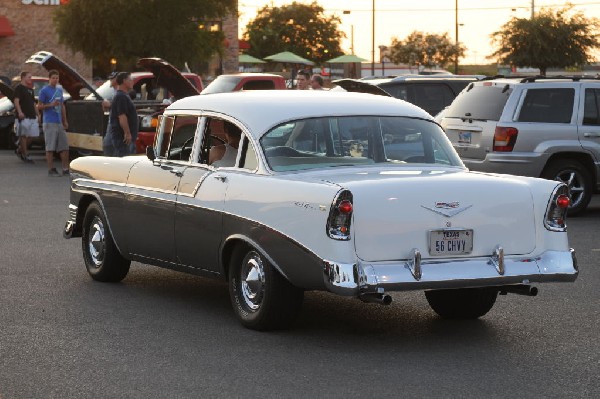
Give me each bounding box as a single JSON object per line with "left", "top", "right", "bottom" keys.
{"left": 454, "top": 0, "right": 458, "bottom": 74}
{"left": 371, "top": 0, "right": 375, "bottom": 76}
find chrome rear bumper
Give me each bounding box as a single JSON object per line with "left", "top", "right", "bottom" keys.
{"left": 323, "top": 249, "right": 578, "bottom": 296}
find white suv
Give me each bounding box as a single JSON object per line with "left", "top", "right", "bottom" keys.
{"left": 439, "top": 77, "right": 600, "bottom": 215}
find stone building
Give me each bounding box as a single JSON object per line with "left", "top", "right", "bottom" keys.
{"left": 0, "top": 0, "right": 238, "bottom": 82}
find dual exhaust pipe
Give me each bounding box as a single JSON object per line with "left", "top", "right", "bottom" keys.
{"left": 359, "top": 293, "right": 392, "bottom": 305}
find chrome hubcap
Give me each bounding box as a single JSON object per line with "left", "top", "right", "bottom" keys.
{"left": 88, "top": 217, "right": 105, "bottom": 267}
{"left": 555, "top": 170, "right": 584, "bottom": 208}
{"left": 240, "top": 252, "right": 265, "bottom": 311}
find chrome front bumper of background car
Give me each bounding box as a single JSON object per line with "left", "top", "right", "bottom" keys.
{"left": 323, "top": 249, "right": 578, "bottom": 296}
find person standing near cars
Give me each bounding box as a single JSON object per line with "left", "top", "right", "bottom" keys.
{"left": 296, "top": 70, "right": 310, "bottom": 90}
{"left": 102, "top": 71, "right": 119, "bottom": 156}
{"left": 110, "top": 72, "right": 138, "bottom": 156}
{"left": 310, "top": 74, "right": 325, "bottom": 90}
{"left": 13, "top": 71, "right": 40, "bottom": 163}
{"left": 38, "top": 69, "right": 69, "bottom": 176}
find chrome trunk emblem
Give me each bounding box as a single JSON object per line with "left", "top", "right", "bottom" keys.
{"left": 421, "top": 202, "right": 472, "bottom": 217}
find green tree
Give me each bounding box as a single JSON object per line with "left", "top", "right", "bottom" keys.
{"left": 54, "top": 0, "right": 235, "bottom": 73}
{"left": 490, "top": 5, "right": 600, "bottom": 76}
{"left": 243, "top": 1, "right": 344, "bottom": 65}
{"left": 388, "top": 31, "right": 465, "bottom": 71}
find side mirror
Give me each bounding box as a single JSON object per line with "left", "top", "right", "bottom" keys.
{"left": 146, "top": 145, "right": 156, "bottom": 161}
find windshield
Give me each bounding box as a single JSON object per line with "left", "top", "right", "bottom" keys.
{"left": 260, "top": 116, "right": 462, "bottom": 172}
{"left": 202, "top": 76, "right": 241, "bottom": 94}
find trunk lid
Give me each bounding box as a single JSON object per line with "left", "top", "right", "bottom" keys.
{"left": 309, "top": 167, "right": 537, "bottom": 262}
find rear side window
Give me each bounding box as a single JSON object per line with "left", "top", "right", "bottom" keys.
{"left": 445, "top": 84, "right": 511, "bottom": 121}
{"left": 583, "top": 89, "right": 600, "bottom": 125}
{"left": 408, "top": 84, "right": 455, "bottom": 115}
{"left": 517, "top": 88, "right": 574, "bottom": 123}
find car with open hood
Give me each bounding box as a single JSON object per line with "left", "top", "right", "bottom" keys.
{"left": 63, "top": 90, "right": 578, "bottom": 331}
{"left": 26, "top": 51, "right": 202, "bottom": 155}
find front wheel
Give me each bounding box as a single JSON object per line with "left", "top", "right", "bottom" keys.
{"left": 425, "top": 288, "right": 498, "bottom": 319}
{"left": 81, "top": 202, "right": 130, "bottom": 282}
{"left": 541, "top": 160, "right": 593, "bottom": 216}
{"left": 229, "top": 246, "right": 303, "bottom": 331}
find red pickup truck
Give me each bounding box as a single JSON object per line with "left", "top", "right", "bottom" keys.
{"left": 201, "top": 73, "right": 286, "bottom": 94}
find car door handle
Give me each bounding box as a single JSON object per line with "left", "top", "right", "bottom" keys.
{"left": 169, "top": 169, "right": 183, "bottom": 177}
{"left": 583, "top": 132, "right": 600, "bottom": 137}
{"left": 213, "top": 175, "right": 227, "bottom": 182}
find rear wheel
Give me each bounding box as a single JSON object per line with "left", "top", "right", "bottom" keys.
{"left": 542, "top": 160, "right": 593, "bottom": 216}
{"left": 229, "top": 245, "right": 303, "bottom": 330}
{"left": 425, "top": 288, "right": 498, "bottom": 319}
{"left": 81, "top": 202, "right": 130, "bottom": 282}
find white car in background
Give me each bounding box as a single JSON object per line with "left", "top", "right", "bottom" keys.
{"left": 63, "top": 91, "right": 578, "bottom": 331}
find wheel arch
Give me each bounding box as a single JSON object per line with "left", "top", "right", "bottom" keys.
{"left": 541, "top": 152, "right": 597, "bottom": 188}
{"left": 220, "top": 235, "right": 291, "bottom": 283}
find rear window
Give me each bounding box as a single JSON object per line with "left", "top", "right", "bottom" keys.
{"left": 260, "top": 116, "right": 462, "bottom": 172}
{"left": 444, "top": 84, "right": 511, "bottom": 121}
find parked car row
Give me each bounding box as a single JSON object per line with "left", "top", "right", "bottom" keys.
{"left": 438, "top": 76, "right": 600, "bottom": 216}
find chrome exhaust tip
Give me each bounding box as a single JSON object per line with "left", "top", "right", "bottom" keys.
{"left": 359, "top": 293, "right": 392, "bottom": 305}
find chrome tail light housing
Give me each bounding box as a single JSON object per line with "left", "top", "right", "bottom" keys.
{"left": 545, "top": 184, "right": 570, "bottom": 231}
{"left": 326, "top": 190, "right": 353, "bottom": 240}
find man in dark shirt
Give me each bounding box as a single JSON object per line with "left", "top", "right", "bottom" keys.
{"left": 109, "top": 72, "right": 138, "bottom": 156}
{"left": 13, "top": 71, "right": 40, "bottom": 163}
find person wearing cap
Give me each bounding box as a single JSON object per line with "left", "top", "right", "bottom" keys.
{"left": 102, "top": 71, "right": 119, "bottom": 156}
{"left": 109, "top": 72, "right": 138, "bottom": 156}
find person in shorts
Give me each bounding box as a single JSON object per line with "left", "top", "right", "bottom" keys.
{"left": 38, "top": 69, "right": 69, "bottom": 176}
{"left": 13, "top": 71, "right": 40, "bottom": 163}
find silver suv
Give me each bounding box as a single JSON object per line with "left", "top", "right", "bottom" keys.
{"left": 439, "top": 77, "right": 600, "bottom": 215}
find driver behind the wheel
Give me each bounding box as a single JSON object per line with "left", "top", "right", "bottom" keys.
{"left": 209, "top": 120, "right": 241, "bottom": 167}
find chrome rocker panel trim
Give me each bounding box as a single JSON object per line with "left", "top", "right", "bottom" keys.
{"left": 324, "top": 249, "right": 578, "bottom": 296}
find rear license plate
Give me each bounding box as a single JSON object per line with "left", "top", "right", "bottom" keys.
{"left": 429, "top": 229, "right": 473, "bottom": 256}
{"left": 458, "top": 131, "right": 472, "bottom": 144}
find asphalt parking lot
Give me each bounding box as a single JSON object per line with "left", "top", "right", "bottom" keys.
{"left": 1, "top": 149, "right": 599, "bottom": 398}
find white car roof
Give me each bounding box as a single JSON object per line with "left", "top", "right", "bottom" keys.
{"left": 166, "top": 90, "right": 432, "bottom": 137}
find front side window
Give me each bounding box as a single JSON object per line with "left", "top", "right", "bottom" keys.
{"left": 166, "top": 116, "right": 200, "bottom": 161}
{"left": 260, "top": 116, "right": 461, "bottom": 172}
{"left": 154, "top": 115, "right": 199, "bottom": 161}
{"left": 517, "top": 88, "right": 574, "bottom": 123}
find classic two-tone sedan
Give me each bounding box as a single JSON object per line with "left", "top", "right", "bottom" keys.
{"left": 63, "top": 91, "right": 578, "bottom": 330}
